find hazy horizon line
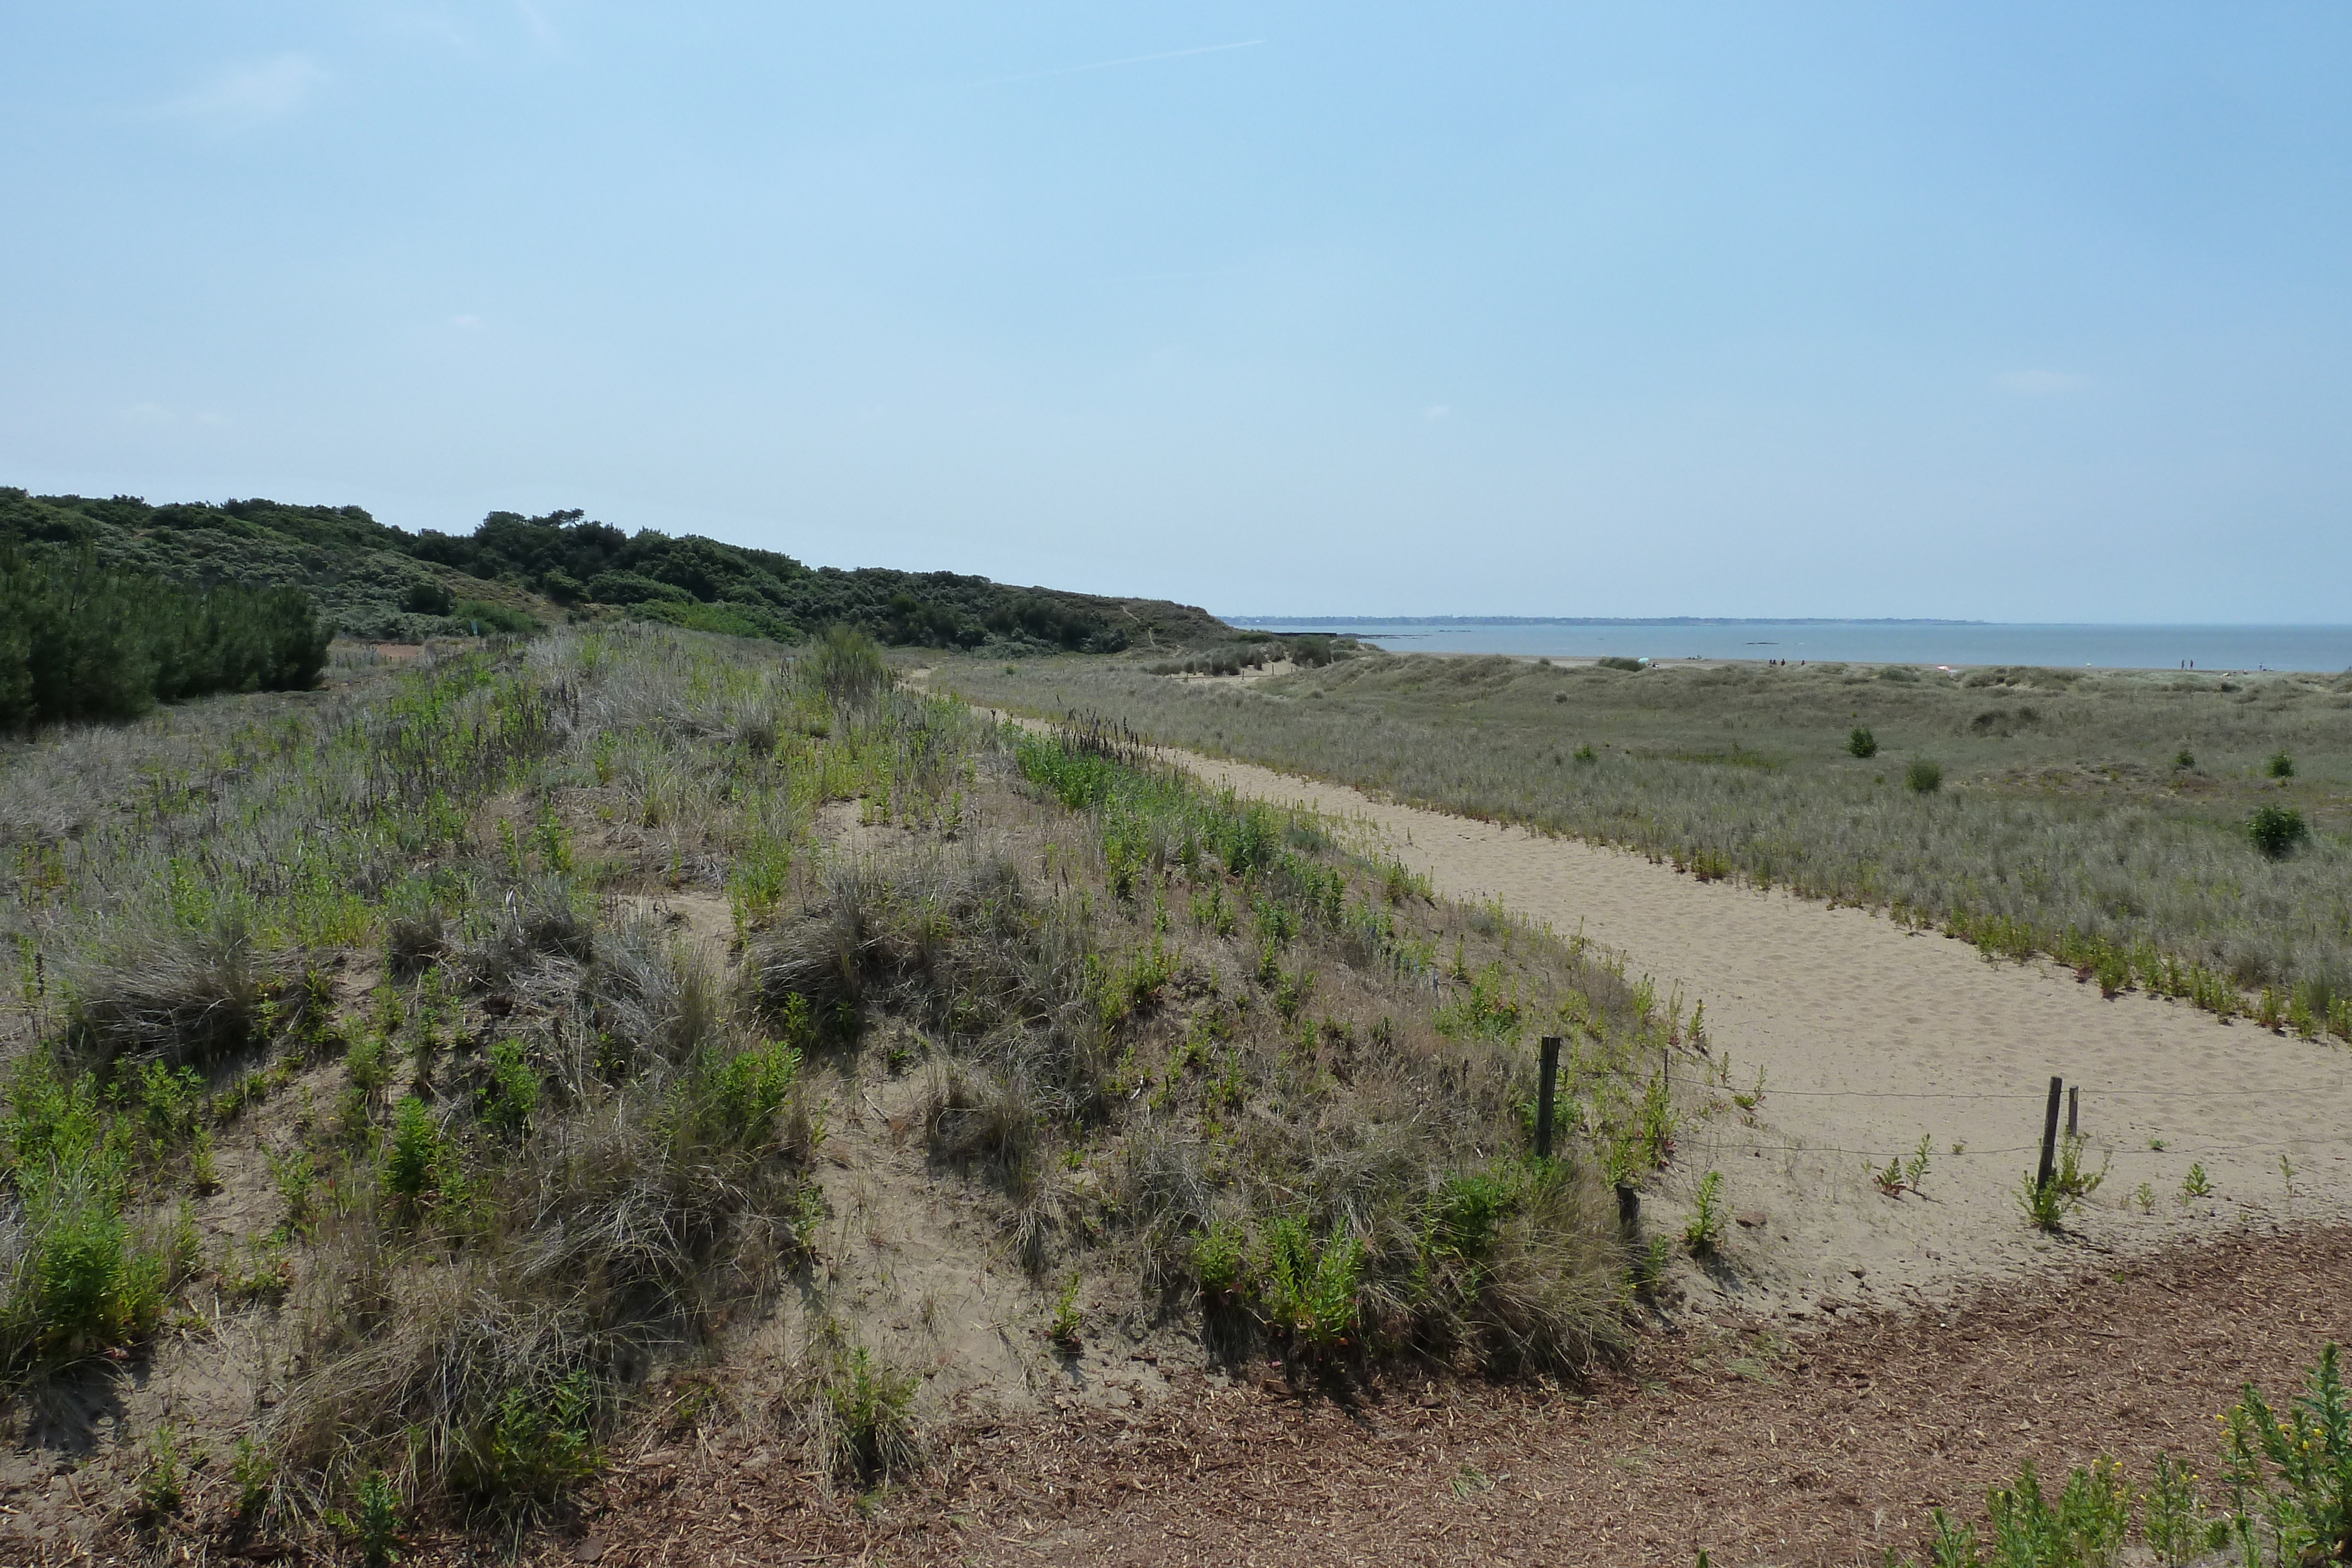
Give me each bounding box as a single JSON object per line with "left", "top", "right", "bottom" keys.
{"left": 1222, "top": 615, "right": 2352, "bottom": 629}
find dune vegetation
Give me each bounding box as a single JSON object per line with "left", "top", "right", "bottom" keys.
{"left": 1, "top": 544, "right": 330, "bottom": 729}
{"left": 1, "top": 489, "right": 1230, "bottom": 653}
{"left": 0, "top": 623, "right": 1702, "bottom": 1553}
{"left": 928, "top": 650, "right": 2352, "bottom": 1033}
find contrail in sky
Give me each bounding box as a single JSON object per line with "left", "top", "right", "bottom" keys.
{"left": 975, "top": 40, "right": 1266, "bottom": 88}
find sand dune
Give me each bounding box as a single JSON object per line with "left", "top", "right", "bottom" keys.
{"left": 1162, "top": 747, "right": 2352, "bottom": 1318}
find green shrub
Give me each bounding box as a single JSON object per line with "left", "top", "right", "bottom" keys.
{"left": 136, "top": 1423, "right": 186, "bottom": 1517}
{"left": 230, "top": 1435, "right": 275, "bottom": 1520}
{"left": 450, "top": 599, "right": 538, "bottom": 636}
{"left": 1, "top": 1148, "right": 171, "bottom": 1366}
{"left": 1891, "top": 1346, "right": 2350, "bottom": 1568}
{"left": 1847, "top": 726, "right": 1878, "bottom": 758}
{"left": 355, "top": 1469, "right": 405, "bottom": 1568}
{"left": 2219, "top": 1341, "right": 2351, "bottom": 1565}
{"left": 821, "top": 1347, "right": 920, "bottom": 1483}
{"left": 629, "top": 597, "right": 793, "bottom": 640}
{"left": 1987, "top": 1458, "right": 2131, "bottom": 1567}
{"left": 1595, "top": 656, "right": 1645, "bottom": 673}
{"left": 2051, "top": 1132, "right": 2106, "bottom": 1201}
{"left": 2017, "top": 1169, "right": 2075, "bottom": 1231}
{"left": 1905, "top": 758, "right": 1943, "bottom": 793}
{"left": 1427, "top": 1166, "right": 1525, "bottom": 1263}
{"left": 1682, "top": 1171, "right": 1726, "bottom": 1254}
{"left": 0, "top": 543, "right": 328, "bottom": 729}
{"left": 1258, "top": 1216, "right": 1364, "bottom": 1352}
{"left": 451, "top": 1371, "right": 599, "bottom": 1507}
{"left": 346, "top": 1032, "right": 392, "bottom": 1099}
{"left": 1191, "top": 1221, "right": 1247, "bottom": 1300}
{"left": 2249, "top": 804, "right": 2308, "bottom": 860}
{"left": 2269, "top": 750, "right": 2296, "bottom": 778}
{"left": 475, "top": 1039, "right": 539, "bottom": 1136}
{"left": 383, "top": 1095, "right": 448, "bottom": 1205}
{"left": 710, "top": 1037, "right": 802, "bottom": 1143}
{"left": 1048, "top": 1272, "right": 1083, "bottom": 1348}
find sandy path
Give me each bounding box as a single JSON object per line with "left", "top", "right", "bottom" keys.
{"left": 1137, "top": 745, "right": 2352, "bottom": 1315}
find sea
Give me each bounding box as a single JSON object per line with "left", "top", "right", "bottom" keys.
{"left": 1222, "top": 620, "right": 2352, "bottom": 674}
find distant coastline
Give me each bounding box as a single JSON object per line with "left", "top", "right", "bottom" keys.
{"left": 1223, "top": 615, "right": 1986, "bottom": 627}
{"left": 1215, "top": 617, "right": 2352, "bottom": 673}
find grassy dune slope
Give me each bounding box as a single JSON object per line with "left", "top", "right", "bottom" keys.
{"left": 0, "top": 627, "right": 1698, "bottom": 1555}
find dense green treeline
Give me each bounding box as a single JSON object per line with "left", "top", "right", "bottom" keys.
{"left": 1, "top": 489, "right": 1229, "bottom": 653}
{"left": 0, "top": 545, "right": 329, "bottom": 729}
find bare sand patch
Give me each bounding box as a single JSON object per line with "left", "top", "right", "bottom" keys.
{"left": 1141, "top": 746, "right": 2352, "bottom": 1318}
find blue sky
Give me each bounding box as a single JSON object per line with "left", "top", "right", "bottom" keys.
{"left": 4, "top": 5, "right": 2347, "bottom": 620}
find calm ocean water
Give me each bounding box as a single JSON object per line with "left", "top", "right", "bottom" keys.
{"left": 1227, "top": 620, "right": 2352, "bottom": 673}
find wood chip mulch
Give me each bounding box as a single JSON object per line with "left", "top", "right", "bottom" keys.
{"left": 465, "top": 1223, "right": 2352, "bottom": 1568}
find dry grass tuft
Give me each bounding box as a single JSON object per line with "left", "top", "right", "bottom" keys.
{"left": 64, "top": 911, "right": 276, "bottom": 1072}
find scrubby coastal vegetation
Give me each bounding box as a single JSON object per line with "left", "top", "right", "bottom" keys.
{"left": 0, "top": 489, "right": 1228, "bottom": 654}
{"left": 0, "top": 545, "right": 329, "bottom": 729}
{"left": 0, "top": 623, "right": 1708, "bottom": 1554}
{"left": 932, "top": 650, "right": 2352, "bottom": 1032}
{"left": 1, "top": 541, "right": 2345, "bottom": 1561}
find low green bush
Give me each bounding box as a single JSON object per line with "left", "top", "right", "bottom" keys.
{"left": 1887, "top": 1343, "right": 2350, "bottom": 1568}
{"left": 1426, "top": 1166, "right": 1524, "bottom": 1262}
{"left": 1, "top": 1148, "right": 172, "bottom": 1367}
{"left": 1905, "top": 758, "right": 1943, "bottom": 793}
{"left": 709, "top": 1035, "right": 803, "bottom": 1144}
{"left": 450, "top": 599, "right": 538, "bottom": 636}
{"left": 450, "top": 1371, "right": 599, "bottom": 1509}
{"left": 1191, "top": 1221, "right": 1247, "bottom": 1301}
{"left": 0, "top": 1060, "right": 183, "bottom": 1369}
{"left": 383, "top": 1095, "right": 450, "bottom": 1206}
{"left": 1258, "top": 1216, "right": 1365, "bottom": 1354}
{"left": 2249, "top": 804, "right": 2309, "bottom": 860}
{"left": 355, "top": 1469, "right": 405, "bottom": 1568}
{"left": 475, "top": 1039, "right": 539, "bottom": 1136}
{"left": 1847, "top": 726, "right": 1878, "bottom": 758}
{"left": 821, "top": 1346, "right": 920, "bottom": 1484}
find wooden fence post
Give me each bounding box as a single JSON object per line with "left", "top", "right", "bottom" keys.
{"left": 1535, "top": 1035, "right": 1562, "bottom": 1159}
{"left": 2066, "top": 1085, "right": 2079, "bottom": 1140}
{"left": 2036, "top": 1076, "right": 2064, "bottom": 1191}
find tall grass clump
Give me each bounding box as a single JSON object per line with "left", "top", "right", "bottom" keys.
{"left": 807, "top": 623, "right": 894, "bottom": 708}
